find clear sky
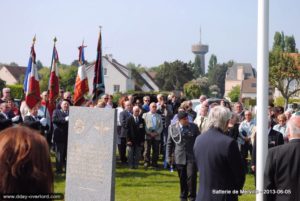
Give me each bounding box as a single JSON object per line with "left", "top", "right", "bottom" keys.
{"left": 0, "top": 0, "right": 299, "bottom": 70}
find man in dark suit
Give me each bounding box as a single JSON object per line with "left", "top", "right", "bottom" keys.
{"left": 119, "top": 100, "right": 132, "bottom": 164}
{"left": 52, "top": 100, "right": 69, "bottom": 174}
{"left": 251, "top": 119, "right": 284, "bottom": 174}
{"left": 194, "top": 106, "right": 245, "bottom": 201}
{"left": 167, "top": 111, "right": 199, "bottom": 201}
{"left": 23, "top": 103, "right": 47, "bottom": 133}
{"left": 0, "top": 102, "right": 20, "bottom": 131}
{"left": 126, "top": 106, "right": 145, "bottom": 169}
{"left": 264, "top": 114, "right": 300, "bottom": 201}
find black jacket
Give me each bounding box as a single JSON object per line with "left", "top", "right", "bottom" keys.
{"left": 126, "top": 115, "right": 145, "bottom": 146}
{"left": 119, "top": 110, "right": 131, "bottom": 138}
{"left": 52, "top": 109, "right": 69, "bottom": 143}
{"left": 252, "top": 129, "right": 284, "bottom": 167}
{"left": 0, "top": 113, "right": 12, "bottom": 131}
{"left": 264, "top": 139, "right": 300, "bottom": 201}
{"left": 23, "top": 115, "right": 43, "bottom": 132}
{"left": 193, "top": 128, "right": 245, "bottom": 201}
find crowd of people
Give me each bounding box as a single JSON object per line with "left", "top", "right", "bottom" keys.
{"left": 0, "top": 86, "right": 299, "bottom": 200}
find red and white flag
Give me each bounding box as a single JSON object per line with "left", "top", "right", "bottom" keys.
{"left": 48, "top": 41, "right": 60, "bottom": 116}
{"left": 23, "top": 37, "right": 41, "bottom": 109}
{"left": 73, "top": 43, "right": 89, "bottom": 106}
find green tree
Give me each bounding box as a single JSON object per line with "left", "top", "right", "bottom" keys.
{"left": 155, "top": 60, "right": 194, "bottom": 91}
{"left": 7, "top": 84, "right": 23, "bottom": 99}
{"left": 195, "top": 76, "right": 209, "bottom": 95}
{"left": 183, "top": 76, "right": 210, "bottom": 98}
{"left": 36, "top": 60, "right": 44, "bottom": 70}
{"left": 280, "top": 32, "right": 285, "bottom": 51}
{"left": 0, "top": 79, "right": 6, "bottom": 90}
{"left": 183, "top": 81, "right": 201, "bottom": 99}
{"left": 71, "top": 60, "right": 80, "bottom": 67}
{"left": 207, "top": 54, "right": 217, "bottom": 75}
{"left": 59, "top": 65, "right": 78, "bottom": 92}
{"left": 207, "top": 62, "right": 229, "bottom": 97}
{"left": 192, "top": 55, "right": 202, "bottom": 77}
{"left": 38, "top": 67, "right": 50, "bottom": 92}
{"left": 273, "top": 31, "right": 285, "bottom": 52}
{"left": 228, "top": 85, "right": 240, "bottom": 102}
{"left": 285, "top": 35, "right": 298, "bottom": 53}
{"left": 269, "top": 49, "right": 300, "bottom": 108}
{"left": 9, "top": 62, "right": 19, "bottom": 66}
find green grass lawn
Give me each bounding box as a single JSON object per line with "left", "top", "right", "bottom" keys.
{"left": 54, "top": 161, "right": 255, "bottom": 201}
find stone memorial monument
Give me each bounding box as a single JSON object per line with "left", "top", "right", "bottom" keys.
{"left": 65, "top": 107, "right": 116, "bottom": 201}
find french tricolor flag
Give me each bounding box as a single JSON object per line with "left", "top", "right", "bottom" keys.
{"left": 48, "top": 43, "right": 60, "bottom": 117}
{"left": 23, "top": 37, "right": 41, "bottom": 109}
{"left": 73, "top": 43, "right": 89, "bottom": 106}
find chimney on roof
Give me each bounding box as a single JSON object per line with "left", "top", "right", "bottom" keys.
{"left": 237, "top": 67, "right": 244, "bottom": 81}
{"left": 107, "top": 54, "right": 113, "bottom": 62}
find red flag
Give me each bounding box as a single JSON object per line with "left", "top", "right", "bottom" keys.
{"left": 92, "top": 30, "right": 105, "bottom": 101}
{"left": 48, "top": 42, "right": 59, "bottom": 116}
{"left": 23, "top": 37, "right": 41, "bottom": 109}
{"left": 73, "top": 43, "right": 89, "bottom": 106}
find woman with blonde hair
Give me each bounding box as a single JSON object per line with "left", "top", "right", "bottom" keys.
{"left": 0, "top": 126, "right": 53, "bottom": 194}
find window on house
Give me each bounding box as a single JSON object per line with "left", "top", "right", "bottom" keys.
{"left": 245, "top": 73, "right": 251, "bottom": 79}
{"left": 113, "top": 85, "right": 120, "bottom": 93}
{"left": 104, "top": 68, "right": 107, "bottom": 75}
{"left": 251, "top": 83, "right": 256, "bottom": 88}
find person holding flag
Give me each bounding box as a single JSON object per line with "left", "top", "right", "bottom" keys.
{"left": 46, "top": 38, "right": 60, "bottom": 145}
{"left": 73, "top": 41, "right": 89, "bottom": 106}
{"left": 23, "top": 36, "right": 41, "bottom": 110}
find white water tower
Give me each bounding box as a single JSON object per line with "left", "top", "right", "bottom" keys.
{"left": 191, "top": 28, "right": 209, "bottom": 74}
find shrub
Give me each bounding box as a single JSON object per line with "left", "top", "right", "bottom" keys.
{"left": 6, "top": 84, "right": 24, "bottom": 99}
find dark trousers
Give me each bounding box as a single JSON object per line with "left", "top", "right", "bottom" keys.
{"left": 240, "top": 142, "right": 252, "bottom": 173}
{"left": 55, "top": 142, "right": 67, "bottom": 172}
{"left": 177, "top": 163, "right": 197, "bottom": 201}
{"left": 127, "top": 145, "right": 142, "bottom": 168}
{"left": 144, "top": 138, "right": 160, "bottom": 166}
{"left": 160, "top": 127, "right": 168, "bottom": 160}
{"left": 118, "top": 137, "right": 127, "bottom": 163}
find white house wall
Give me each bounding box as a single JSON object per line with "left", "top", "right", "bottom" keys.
{"left": 241, "top": 93, "right": 256, "bottom": 99}
{"left": 0, "top": 67, "right": 17, "bottom": 85}
{"left": 104, "top": 59, "right": 128, "bottom": 94}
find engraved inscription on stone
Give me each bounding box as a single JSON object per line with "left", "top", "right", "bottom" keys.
{"left": 65, "top": 107, "right": 116, "bottom": 201}
{"left": 74, "top": 119, "right": 85, "bottom": 134}
{"left": 67, "top": 144, "right": 107, "bottom": 182}
{"left": 94, "top": 121, "right": 111, "bottom": 134}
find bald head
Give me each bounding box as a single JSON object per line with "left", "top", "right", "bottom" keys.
{"left": 132, "top": 106, "right": 140, "bottom": 117}
{"left": 286, "top": 115, "right": 300, "bottom": 139}
{"left": 0, "top": 103, "right": 9, "bottom": 113}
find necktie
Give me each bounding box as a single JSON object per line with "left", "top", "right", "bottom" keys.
{"left": 152, "top": 114, "right": 156, "bottom": 129}
{"left": 181, "top": 126, "right": 188, "bottom": 135}
{"left": 199, "top": 116, "right": 204, "bottom": 131}
{"left": 135, "top": 117, "right": 138, "bottom": 124}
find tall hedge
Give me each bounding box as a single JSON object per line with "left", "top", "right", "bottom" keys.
{"left": 6, "top": 84, "right": 24, "bottom": 99}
